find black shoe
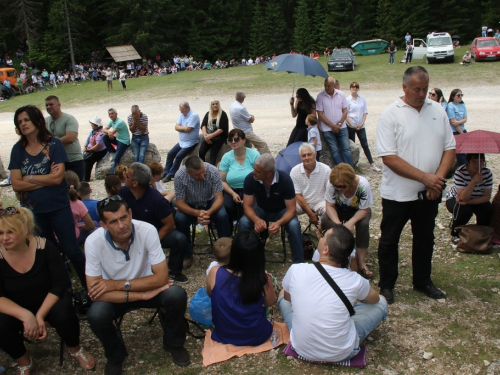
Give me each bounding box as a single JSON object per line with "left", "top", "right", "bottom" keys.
{"left": 161, "top": 175, "right": 172, "bottom": 183}
{"left": 104, "top": 361, "right": 123, "bottom": 375}
{"left": 413, "top": 284, "right": 445, "bottom": 299}
{"left": 160, "top": 172, "right": 167, "bottom": 180}
{"left": 163, "top": 343, "right": 190, "bottom": 366}
{"left": 169, "top": 272, "right": 189, "bottom": 284}
{"left": 380, "top": 288, "right": 394, "bottom": 304}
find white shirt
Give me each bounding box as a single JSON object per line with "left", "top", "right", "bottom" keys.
{"left": 346, "top": 94, "right": 368, "bottom": 129}
{"left": 376, "top": 97, "right": 455, "bottom": 202}
{"left": 283, "top": 263, "right": 370, "bottom": 362}
{"left": 85, "top": 219, "right": 165, "bottom": 281}
{"left": 290, "top": 161, "right": 330, "bottom": 209}
{"left": 229, "top": 100, "right": 253, "bottom": 133}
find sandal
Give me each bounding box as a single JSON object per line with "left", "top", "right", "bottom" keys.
{"left": 70, "top": 347, "right": 96, "bottom": 371}
{"left": 15, "top": 357, "right": 33, "bottom": 375}
{"left": 359, "top": 267, "right": 374, "bottom": 279}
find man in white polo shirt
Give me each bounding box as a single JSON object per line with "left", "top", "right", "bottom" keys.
{"left": 376, "top": 66, "right": 455, "bottom": 304}
{"left": 290, "top": 143, "right": 331, "bottom": 226}
{"left": 85, "top": 196, "right": 190, "bottom": 374}
{"left": 229, "top": 91, "right": 270, "bottom": 154}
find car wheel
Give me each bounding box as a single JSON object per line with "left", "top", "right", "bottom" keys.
{"left": 351, "top": 64, "right": 354, "bottom": 71}
{"left": 451, "top": 56, "right": 455, "bottom": 63}
{"left": 426, "top": 58, "right": 430, "bottom": 64}
{"left": 474, "top": 55, "right": 478, "bottom": 62}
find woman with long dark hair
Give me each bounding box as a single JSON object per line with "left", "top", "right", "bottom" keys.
{"left": 206, "top": 231, "right": 276, "bottom": 346}
{"left": 9, "top": 105, "right": 87, "bottom": 290}
{"left": 287, "top": 88, "right": 316, "bottom": 146}
{"left": 428, "top": 88, "right": 447, "bottom": 110}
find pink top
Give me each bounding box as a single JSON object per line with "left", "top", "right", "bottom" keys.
{"left": 70, "top": 200, "right": 88, "bottom": 237}
{"left": 316, "top": 89, "right": 348, "bottom": 132}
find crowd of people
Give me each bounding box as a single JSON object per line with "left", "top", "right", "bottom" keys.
{"left": 0, "top": 66, "right": 497, "bottom": 374}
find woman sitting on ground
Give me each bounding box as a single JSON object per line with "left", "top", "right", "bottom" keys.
{"left": 198, "top": 99, "right": 229, "bottom": 166}
{"left": 65, "top": 171, "right": 96, "bottom": 246}
{"left": 147, "top": 161, "right": 175, "bottom": 202}
{"left": 219, "top": 129, "right": 259, "bottom": 231}
{"left": 206, "top": 231, "right": 276, "bottom": 346}
{"left": 324, "top": 163, "right": 374, "bottom": 278}
{"left": 0, "top": 207, "right": 95, "bottom": 374}
{"left": 445, "top": 153, "right": 493, "bottom": 244}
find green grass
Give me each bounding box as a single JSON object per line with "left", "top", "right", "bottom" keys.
{"left": 2, "top": 46, "right": 499, "bottom": 113}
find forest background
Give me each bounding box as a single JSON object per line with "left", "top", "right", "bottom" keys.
{"left": 2, "top": 0, "right": 499, "bottom": 70}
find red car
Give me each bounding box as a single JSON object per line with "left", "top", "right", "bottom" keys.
{"left": 470, "top": 37, "right": 500, "bottom": 61}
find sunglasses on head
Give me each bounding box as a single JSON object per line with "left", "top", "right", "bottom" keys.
{"left": 0, "top": 207, "right": 20, "bottom": 216}
{"left": 228, "top": 137, "right": 240, "bottom": 143}
{"left": 97, "top": 195, "right": 124, "bottom": 212}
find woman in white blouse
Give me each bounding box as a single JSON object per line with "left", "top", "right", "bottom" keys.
{"left": 345, "top": 82, "right": 380, "bottom": 172}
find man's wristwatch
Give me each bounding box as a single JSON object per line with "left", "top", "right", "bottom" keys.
{"left": 124, "top": 280, "right": 131, "bottom": 291}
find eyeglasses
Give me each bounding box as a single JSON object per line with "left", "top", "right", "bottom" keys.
{"left": 456, "top": 94, "right": 464, "bottom": 97}
{"left": 0, "top": 207, "right": 20, "bottom": 216}
{"left": 428, "top": 92, "right": 436, "bottom": 96}
{"left": 320, "top": 229, "right": 328, "bottom": 238}
{"left": 228, "top": 137, "right": 240, "bottom": 143}
{"left": 97, "top": 195, "right": 124, "bottom": 212}
{"left": 351, "top": 85, "right": 359, "bottom": 89}
{"left": 334, "top": 184, "right": 347, "bottom": 189}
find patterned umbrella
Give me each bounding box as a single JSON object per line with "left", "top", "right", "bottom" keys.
{"left": 454, "top": 130, "right": 500, "bottom": 154}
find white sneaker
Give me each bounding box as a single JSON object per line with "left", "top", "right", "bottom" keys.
{"left": 0, "top": 178, "right": 10, "bottom": 186}
{"left": 370, "top": 165, "right": 381, "bottom": 172}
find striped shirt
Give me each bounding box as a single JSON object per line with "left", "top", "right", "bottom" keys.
{"left": 446, "top": 165, "right": 493, "bottom": 200}
{"left": 290, "top": 161, "right": 331, "bottom": 208}
{"left": 174, "top": 163, "right": 223, "bottom": 208}
{"left": 128, "top": 112, "right": 149, "bottom": 136}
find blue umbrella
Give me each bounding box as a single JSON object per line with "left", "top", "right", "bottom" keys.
{"left": 264, "top": 54, "right": 329, "bottom": 96}
{"left": 275, "top": 142, "right": 302, "bottom": 175}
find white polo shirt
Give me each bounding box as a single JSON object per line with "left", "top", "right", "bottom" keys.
{"left": 290, "top": 161, "right": 331, "bottom": 209}
{"left": 376, "top": 97, "right": 455, "bottom": 202}
{"left": 85, "top": 219, "right": 166, "bottom": 281}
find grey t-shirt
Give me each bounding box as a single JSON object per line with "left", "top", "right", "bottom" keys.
{"left": 45, "top": 113, "right": 83, "bottom": 162}
{"left": 229, "top": 101, "right": 253, "bottom": 133}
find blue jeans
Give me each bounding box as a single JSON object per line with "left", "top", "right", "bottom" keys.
{"left": 102, "top": 137, "right": 129, "bottom": 174}
{"left": 87, "top": 285, "right": 187, "bottom": 364}
{"left": 131, "top": 134, "right": 149, "bottom": 163}
{"left": 163, "top": 143, "right": 197, "bottom": 177}
{"left": 347, "top": 127, "right": 374, "bottom": 164}
{"left": 160, "top": 229, "right": 189, "bottom": 274}
{"left": 35, "top": 205, "right": 87, "bottom": 290}
{"left": 389, "top": 52, "right": 395, "bottom": 64}
{"left": 323, "top": 128, "right": 353, "bottom": 166}
{"left": 278, "top": 294, "right": 387, "bottom": 359}
{"left": 174, "top": 198, "right": 231, "bottom": 257}
{"left": 238, "top": 206, "right": 304, "bottom": 263}
{"left": 453, "top": 130, "right": 467, "bottom": 166}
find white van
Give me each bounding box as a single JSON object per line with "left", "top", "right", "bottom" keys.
{"left": 412, "top": 32, "right": 455, "bottom": 63}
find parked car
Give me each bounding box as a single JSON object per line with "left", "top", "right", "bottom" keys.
{"left": 0, "top": 67, "right": 19, "bottom": 88}
{"left": 470, "top": 37, "right": 500, "bottom": 61}
{"left": 413, "top": 32, "right": 454, "bottom": 63}
{"left": 327, "top": 49, "right": 357, "bottom": 71}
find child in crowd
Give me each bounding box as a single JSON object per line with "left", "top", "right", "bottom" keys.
{"left": 206, "top": 237, "right": 232, "bottom": 276}
{"left": 461, "top": 50, "right": 472, "bottom": 65}
{"left": 114, "top": 164, "right": 128, "bottom": 186}
{"left": 147, "top": 161, "right": 175, "bottom": 202}
{"left": 306, "top": 114, "right": 322, "bottom": 161}
{"left": 65, "top": 171, "right": 96, "bottom": 246}
{"left": 78, "top": 181, "right": 100, "bottom": 223}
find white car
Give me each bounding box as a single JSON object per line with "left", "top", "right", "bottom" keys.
{"left": 412, "top": 32, "right": 455, "bottom": 63}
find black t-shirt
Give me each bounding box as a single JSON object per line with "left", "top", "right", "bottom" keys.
{"left": 243, "top": 170, "right": 295, "bottom": 213}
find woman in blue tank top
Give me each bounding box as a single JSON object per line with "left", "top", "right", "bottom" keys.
{"left": 206, "top": 231, "right": 276, "bottom": 346}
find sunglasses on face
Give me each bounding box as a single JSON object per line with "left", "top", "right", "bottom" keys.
{"left": 456, "top": 94, "right": 464, "bottom": 97}
{"left": 320, "top": 229, "right": 328, "bottom": 238}
{"left": 0, "top": 207, "right": 20, "bottom": 216}
{"left": 351, "top": 85, "right": 359, "bottom": 89}
{"left": 429, "top": 92, "right": 436, "bottom": 96}
{"left": 334, "top": 185, "right": 347, "bottom": 189}
{"left": 97, "top": 195, "right": 124, "bottom": 212}
{"left": 228, "top": 137, "right": 240, "bottom": 143}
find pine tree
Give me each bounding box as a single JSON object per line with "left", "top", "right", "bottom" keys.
{"left": 292, "top": 0, "right": 312, "bottom": 54}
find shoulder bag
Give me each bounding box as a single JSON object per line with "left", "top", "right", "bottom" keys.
{"left": 314, "top": 262, "right": 355, "bottom": 316}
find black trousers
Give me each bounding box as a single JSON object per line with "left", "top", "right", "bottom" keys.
{"left": 83, "top": 149, "right": 107, "bottom": 181}
{"left": 378, "top": 198, "right": 439, "bottom": 290}
{"left": 446, "top": 197, "right": 494, "bottom": 236}
{"left": 0, "top": 291, "right": 79, "bottom": 359}
{"left": 287, "top": 126, "right": 308, "bottom": 147}
{"left": 199, "top": 138, "right": 225, "bottom": 166}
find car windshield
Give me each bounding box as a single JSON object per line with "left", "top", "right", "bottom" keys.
{"left": 331, "top": 50, "right": 351, "bottom": 58}
{"left": 428, "top": 37, "right": 452, "bottom": 46}
{"left": 478, "top": 40, "right": 499, "bottom": 47}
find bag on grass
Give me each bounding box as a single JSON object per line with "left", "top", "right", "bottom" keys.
{"left": 189, "top": 287, "right": 213, "bottom": 326}
{"left": 456, "top": 225, "right": 494, "bottom": 254}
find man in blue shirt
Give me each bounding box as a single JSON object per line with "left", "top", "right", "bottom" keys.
{"left": 238, "top": 153, "right": 304, "bottom": 263}
{"left": 161, "top": 102, "right": 200, "bottom": 182}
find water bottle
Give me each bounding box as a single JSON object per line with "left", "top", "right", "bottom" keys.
{"left": 271, "top": 329, "right": 279, "bottom": 346}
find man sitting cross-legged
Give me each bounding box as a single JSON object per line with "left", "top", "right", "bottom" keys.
{"left": 174, "top": 156, "right": 231, "bottom": 268}
{"left": 120, "top": 162, "right": 189, "bottom": 283}
{"left": 290, "top": 143, "right": 331, "bottom": 227}
{"left": 85, "top": 196, "right": 189, "bottom": 375}
{"left": 238, "top": 153, "right": 304, "bottom": 263}
{"left": 278, "top": 224, "right": 388, "bottom": 363}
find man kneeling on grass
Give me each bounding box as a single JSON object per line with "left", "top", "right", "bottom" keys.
{"left": 278, "top": 224, "right": 387, "bottom": 363}
{"left": 85, "top": 196, "right": 189, "bottom": 375}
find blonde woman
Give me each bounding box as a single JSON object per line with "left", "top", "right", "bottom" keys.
{"left": 0, "top": 207, "right": 95, "bottom": 374}
{"left": 199, "top": 99, "right": 229, "bottom": 166}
